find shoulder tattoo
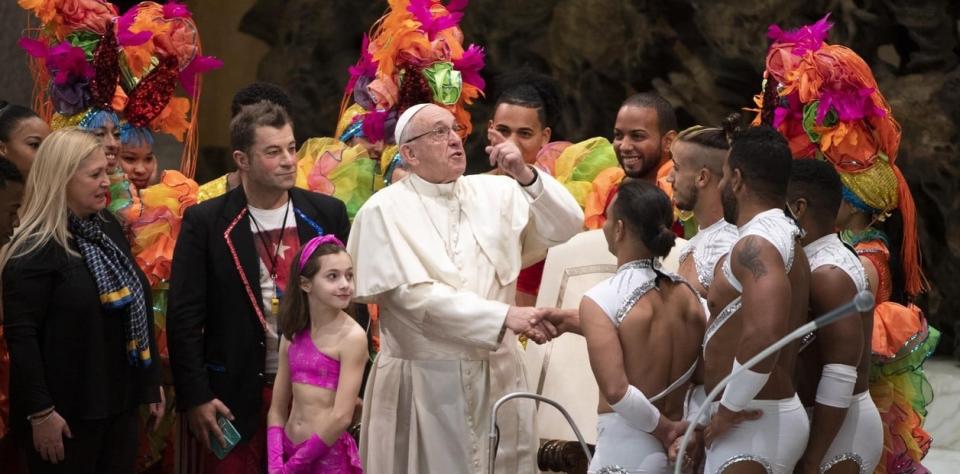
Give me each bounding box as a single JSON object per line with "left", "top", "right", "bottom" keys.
{"left": 737, "top": 237, "right": 768, "bottom": 282}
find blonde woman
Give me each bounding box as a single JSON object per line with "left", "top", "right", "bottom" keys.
{"left": 1, "top": 128, "right": 162, "bottom": 473}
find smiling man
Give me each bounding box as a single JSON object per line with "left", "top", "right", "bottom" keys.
{"left": 347, "top": 103, "right": 583, "bottom": 473}
{"left": 585, "top": 92, "right": 679, "bottom": 230}
{"left": 614, "top": 93, "right": 678, "bottom": 185}
{"left": 167, "top": 101, "right": 350, "bottom": 473}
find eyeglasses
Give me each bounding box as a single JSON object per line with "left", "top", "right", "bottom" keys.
{"left": 404, "top": 123, "right": 466, "bottom": 144}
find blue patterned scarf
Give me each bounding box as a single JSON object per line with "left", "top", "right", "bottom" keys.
{"left": 69, "top": 213, "right": 151, "bottom": 367}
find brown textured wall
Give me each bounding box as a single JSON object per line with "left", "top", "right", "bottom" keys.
{"left": 188, "top": 0, "right": 269, "bottom": 182}
{"left": 1, "top": 4, "right": 39, "bottom": 110}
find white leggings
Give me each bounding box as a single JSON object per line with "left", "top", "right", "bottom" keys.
{"left": 815, "top": 391, "right": 883, "bottom": 473}
{"left": 588, "top": 413, "right": 669, "bottom": 474}
{"left": 704, "top": 395, "right": 809, "bottom": 474}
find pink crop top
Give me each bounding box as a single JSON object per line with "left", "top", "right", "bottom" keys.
{"left": 288, "top": 330, "right": 340, "bottom": 390}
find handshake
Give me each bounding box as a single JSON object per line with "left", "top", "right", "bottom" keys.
{"left": 504, "top": 306, "right": 580, "bottom": 344}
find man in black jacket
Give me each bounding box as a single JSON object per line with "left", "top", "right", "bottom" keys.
{"left": 168, "top": 101, "right": 349, "bottom": 473}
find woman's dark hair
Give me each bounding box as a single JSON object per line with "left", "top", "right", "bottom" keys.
{"left": 494, "top": 70, "right": 563, "bottom": 131}
{"left": 0, "top": 100, "right": 40, "bottom": 143}
{"left": 612, "top": 180, "right": 676, "bottom": 257}
{"left": 278, "top": 243, "right": 348, "bottom": 339}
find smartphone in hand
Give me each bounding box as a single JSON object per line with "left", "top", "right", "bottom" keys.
{"left": 209, "top": 414, "right": 241, "bottom": 460}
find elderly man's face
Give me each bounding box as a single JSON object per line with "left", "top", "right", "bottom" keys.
{"left": 400, "top": 105, "right": 466, "bottom": 183}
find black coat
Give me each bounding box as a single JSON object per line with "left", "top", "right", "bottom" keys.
{"left": 167, "top": 186, "right": 349, "bottom": 440}
{"left": 2, "top": 212, "right": 161, "bottom": 425}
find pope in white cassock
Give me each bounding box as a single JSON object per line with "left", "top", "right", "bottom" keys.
{"left": 347, "top": 103, "right": 584, "bottom": 473}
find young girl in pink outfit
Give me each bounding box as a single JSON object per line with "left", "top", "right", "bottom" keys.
{"left": 267, "top": 235, "right": 366, "bottom": 473}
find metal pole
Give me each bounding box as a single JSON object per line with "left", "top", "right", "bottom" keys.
{"left": 488, "top": 392, "right": 593, "bottom": 474}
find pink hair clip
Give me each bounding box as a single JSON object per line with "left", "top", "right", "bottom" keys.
{"left": 298, "top": 235, "right": 345, "bottom": 272}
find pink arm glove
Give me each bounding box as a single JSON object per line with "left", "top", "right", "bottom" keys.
{"left": 267, "top": 426, "right": 286, "bottom": 474}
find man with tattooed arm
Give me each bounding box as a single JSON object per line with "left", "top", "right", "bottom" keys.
{"left": 700, "top": 126, "right": 811, "bottom": 474}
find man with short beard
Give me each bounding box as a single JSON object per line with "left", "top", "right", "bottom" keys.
{"left": 667, "top": 126, "right": 738, "bottom": 299}
{"left": 701, "top": 126, "right": 811, "bottom": 473}
{"left": 585, "top": 93, "right": 678, "bottom": 230}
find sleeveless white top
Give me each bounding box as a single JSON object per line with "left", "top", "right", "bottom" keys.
{"left": 678, "top": 218, "right": 738, "bottom": 294}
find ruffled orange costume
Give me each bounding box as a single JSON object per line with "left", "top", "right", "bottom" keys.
{"left": 845, "top": 232, "right": 939, "bottom": 474}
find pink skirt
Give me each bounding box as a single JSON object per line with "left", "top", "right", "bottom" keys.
{"left": 281, "top": 431, "right": 362, "bottom": 474}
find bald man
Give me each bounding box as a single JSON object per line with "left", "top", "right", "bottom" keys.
{"left": 346, "top": 104, "right": 583, "bottom": 473}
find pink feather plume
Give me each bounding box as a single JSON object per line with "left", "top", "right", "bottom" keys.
{"left": 768, "top": 13, "right": 832, "bottom": 55}
{"left": 178, "top": 55, "right": 223, "bottom": 96}
{"left": 453, "top": 43, "right": 485, "bottom": 90}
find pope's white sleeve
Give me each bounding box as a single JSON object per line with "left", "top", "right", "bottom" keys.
{"left": 521, "top": 170, "right": 583, "bottom": 245}
{"left": 381, "top": 281, "right": 509, "bottom": 351}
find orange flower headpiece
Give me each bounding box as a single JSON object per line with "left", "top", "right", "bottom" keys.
{"left": 115, "top": 1, "right": 222, "bottom": 178}
{"left": 18, "top": 0, "right": 121, "bottom": 127}
{"left": 756, "top": 14, "right": 922, "bottom": 297}
{"left": 339, "top": 0, "right": 485, "bottom": 145}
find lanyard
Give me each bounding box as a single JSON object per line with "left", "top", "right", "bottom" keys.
{"left": 248, "top": 200, "right": 291, "bottom": 315}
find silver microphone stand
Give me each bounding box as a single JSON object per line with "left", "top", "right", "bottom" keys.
{"left": 488, "top": 392, "right": 593, "bottom": 474}
{"left": 673, "top": 290, "right": 875, "bottom": 474}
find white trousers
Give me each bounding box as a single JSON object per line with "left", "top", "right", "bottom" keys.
{"left": 704, "top": 395, "right": 810, "bottom": 474}
{"left": 815, "top": 391, "right": 883, "bottom": 473}
{"left": 588, "top": 412, "right": 670, "bottom": 474}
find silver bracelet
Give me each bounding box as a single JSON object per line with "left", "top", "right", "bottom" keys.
{"left": 29, "top": 410, "right": 56, "bottom": 426}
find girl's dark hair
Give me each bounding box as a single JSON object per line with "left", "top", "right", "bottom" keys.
{"left": 494, "top": 70, "right": 563, "bottom": 130}
{"left": 0, "top": 100, "right": 40, "bottom": 143}
{"left": 277, "top": 243, "right": 348, "bottom": 339}
{"left": 612, "top": 180, "right": 676, "bottom": 257}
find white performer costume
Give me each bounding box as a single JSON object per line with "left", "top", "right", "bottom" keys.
{"left": 677, "top": 218, "right": 738, "bottom": 298}
{"left": 678, "top": 218, "right": 737, "bottom": 422}
{"left": 349, "top": 165, "right": 582, "bottom": 473}
{"left": 583, "top": 259, "right": 698, "bottom": 474}
{"left": 703, "top": 209, "right": 810, "bottom": 474}
{"left": 803, "top": 234, "right": 883, "bottom": 473}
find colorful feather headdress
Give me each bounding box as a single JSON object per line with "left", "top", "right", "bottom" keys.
{"left": 19, "top": 0, "right": 122, "bottom": 130}
{"left": 18, "top": 0, "right": 221, "bottom": 178}
{"left": 338, "top": 0, "right": 486, "bottom": 145}
{"left": 114, "top": 1, "right": 222, "bottom": 177}
{"left": 755, "top": 14, "right": 922, "bottom": 297}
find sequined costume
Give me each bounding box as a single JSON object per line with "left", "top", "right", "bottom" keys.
{"left": 266, "top": 330, "right": 362, "bottom": 474}
{"left": 677, "top": 218, "right": 738, "bottom": 299}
